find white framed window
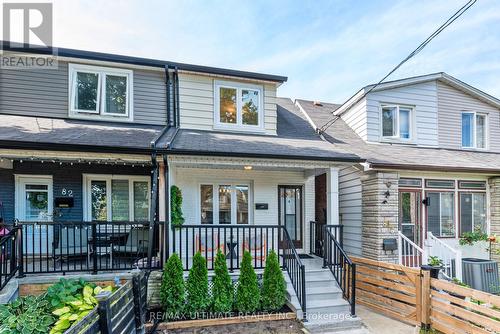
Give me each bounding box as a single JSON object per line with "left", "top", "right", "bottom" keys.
{"left": 69, "top": 64, "right": 133, "bottom": 122}
{"left": 459, "top": 192, "right": 487, "bottom": 234}
{"left": 83, "top": 175, "right": 150, "bottom": 222}
{"left": 199, "top": 183, "right": 251, "bottom": 225}
{"left": 462, "top": 112, "right": 487, "bottom": 149}
{"left": 214, "top": 80, "right": 264, "bottom": 132}
{"left": 380, "top": 104, "right": 414, "bottom": 141}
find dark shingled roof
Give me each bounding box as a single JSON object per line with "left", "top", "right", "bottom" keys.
{"left": 297, "top": 99, "right": 500, "bottom": 173}
{"left": 166, "top": 98, "right": 362, "bottom": 162}
{"left": 0, "top": 114, "right": 165, "bottom": 153}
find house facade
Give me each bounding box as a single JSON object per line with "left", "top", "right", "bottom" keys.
{"left": 298, "top": 73, "right": 500, "bottom": 278}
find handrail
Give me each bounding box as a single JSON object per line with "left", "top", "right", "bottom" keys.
{"left": 282, "top": 227, "right": 307, "bottom": 316}
{"left": 397, "top": 231, "right": 425, "bottom": 268}
{"left": 0, "top": 228, "right": 18, "bottom": 291}
{"left": 427, "top": 232, "right": 462, "bottom": 280}
{"left": 323, "top": 226, "right": 355, "bottom": 315}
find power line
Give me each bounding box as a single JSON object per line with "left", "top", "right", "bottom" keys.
{"left": 318, "top": 0, "right": 477, "bottom": 134}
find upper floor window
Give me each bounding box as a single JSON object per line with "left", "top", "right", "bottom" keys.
{"left": 462, "top": 112, "right": 486, "bottom": 149}
{"left": 214, "top": 81, "right": 263, "bottom": 131}
{"left": 69, "top": 64, "right": 133, "bottom": 121}
{"left": 381, "top": 105, "right": 413, "bottom": 140}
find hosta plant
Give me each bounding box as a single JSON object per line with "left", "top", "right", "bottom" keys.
{"left": 0, "top": 295, "right": 55, "bottom": 334}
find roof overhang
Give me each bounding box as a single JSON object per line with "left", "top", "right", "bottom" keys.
{"left": 368, "top": 162, "right": 500, "bottom": 175}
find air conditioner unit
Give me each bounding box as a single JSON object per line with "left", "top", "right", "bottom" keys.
{"left": 462, "top": 258, "right": 499, "bottom": 294}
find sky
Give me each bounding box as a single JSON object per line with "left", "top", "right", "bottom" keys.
{"left": 5, "top": 0, "right": 500, "bottom": 103}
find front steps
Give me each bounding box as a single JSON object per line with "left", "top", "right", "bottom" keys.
{"left": 286, "top": 265, "right": 363, "bottom": 332}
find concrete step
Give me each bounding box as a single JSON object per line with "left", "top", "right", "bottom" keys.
{"left": 306, "top": 298, "right": 352, "bottom": 315}
{"left": 306, "top": 286, "right": 343, "bottom": 302}
{"left": 304, "top": 315, "right": 364, "bottom": 333}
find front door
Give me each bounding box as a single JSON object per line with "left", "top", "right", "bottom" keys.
{"left": 398, "top": 189, "right": 422, "bottom": 247}
{"left": 278, "top": 185, "right": 303, "bottom": 248}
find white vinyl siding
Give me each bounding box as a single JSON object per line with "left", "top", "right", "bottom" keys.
{"left": 178, "top": 73, "right": 277, "bottom": 135}
{"left": 338, "top": 166, "right": 363, "bottom": 256}
{"left": 438, "top": 82, "right": 500, "bottom": 151}
{"left": 341, "top": 97, "right": 368, "bottom": 140}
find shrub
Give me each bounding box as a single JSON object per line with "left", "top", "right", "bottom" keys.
{"left": 261, "top": 250, "right": 286, "bottom": 311}
{"left": 160, "top": 253, "right": 185, "bottom": 319}
{"left": 235, "top": 251, "right": 260, "bottom": 313}
{"left": 186, "top": 252, "right": 210, "bottom": 317}
{"left": 211, "top": 250, "right": 233, "bottom": 313}
{"left": 0, "top": 295, "right": 55, "bottom": 334}
{"left": 171, "top": 185, "right": 185, "bottom": 227}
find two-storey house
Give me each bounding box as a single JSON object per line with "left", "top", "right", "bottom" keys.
{"left": 299, "top": 73, "right": 500, "bottom": 279}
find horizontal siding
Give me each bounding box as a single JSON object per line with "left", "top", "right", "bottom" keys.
{"left": 178, "top": 73, "right": 277, "bottom": 135}
{"left": 173, "top": 167, "right": 313, "bottom": 252}
{"left": 0, "top": 60, "right": 167, "bottom": 125}
{"left": 342, "top": 97, "right": 368, "bottom": 140}
{"left": 437, "top": 81, "right": 500, "bottom": 151}
{"left": 366, "top": 81, "right": 438, "bottom": 145}
{"left": 339, "top": 166, "right": 363, "bottom": 256}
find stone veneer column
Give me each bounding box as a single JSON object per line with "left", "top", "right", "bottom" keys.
{"left": 361, "top": 171, "right": 399, "bottom": 262}
{"left": 488, "top": 178, "right": 500, "bottom": 268}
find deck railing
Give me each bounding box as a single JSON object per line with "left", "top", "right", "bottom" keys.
{"left": 16, "top": 221, "right": 163, "bottom": 275}
{"left": 171, "top": 224, "right": 306, "bottom": 314}
{"left": 323, "top": 225, "right": 355, "bottom": 315}
{"left": 0, "top": 228, "right": 18, "bottom": 290}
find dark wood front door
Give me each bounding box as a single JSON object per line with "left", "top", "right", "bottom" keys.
{"left": 278, "top": 185, "right": 303, "bottom": 248}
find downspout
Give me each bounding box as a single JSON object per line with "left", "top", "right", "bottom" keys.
{"left": 163, "top": 154, "right": 170, "bottom": 260}
{"left": 174, "top": 66, "right": 180, "bottom": 128}
{"left": 165, "top": 65, "right": 172, "bottom": 127}
{"left": 147, "top": 149, "right": 159, "bottom": 269}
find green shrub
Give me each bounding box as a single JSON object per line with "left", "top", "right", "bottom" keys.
{"left": 0, "top": 295, "right": 55, "bottom": 334}
{"left": 160, "top": 253, "right": 185, "bottom": 319}
{"left": 171, "top": 185, "right": 185, "bottom": 227}
{"left": 211, "top": 250, "right": 233, "bottom": 313}
{"left": 186, "top": 252, "right": 210, "bottom": 317}
{"left": 261, "top": 250, "right": 286, "bottom": 311}
{"left": 235, "top": 251, "right": 260, "bottom": 313}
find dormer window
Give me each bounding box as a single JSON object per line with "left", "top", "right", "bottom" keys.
{"left": 69, "top": 64, "right": 133, "bottom": 122}
{"left": 214, "top": 81, "right": 263, "bottom": 131}
{"left": 462, "top": 112, "right": 486, "bottom": 149}
{"left": 381, "top": 105, "right": 413, "bottom": 140}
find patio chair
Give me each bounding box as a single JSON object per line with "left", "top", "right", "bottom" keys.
{"left": 195, "top": 232, "right": 225, "bottom": 265}
{"left": 53, "top": 224, "right": 89, "bottom": 259}
{"left": 243, "top": 232, "right": 267, "bottom": 262}
{"left": 113, "top": 226, "right": 149, "bottom": 259}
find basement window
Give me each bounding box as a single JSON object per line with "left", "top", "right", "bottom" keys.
{"left": 69, "top": 64, "right": 133, "bottom": 122}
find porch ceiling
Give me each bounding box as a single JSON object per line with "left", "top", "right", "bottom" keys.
{"left": 167, "top": 154, "right": 347, "bottom": 172}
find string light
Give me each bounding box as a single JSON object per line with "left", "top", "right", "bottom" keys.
{"left": 0, "top": 156, "right": 152, "bottom": 167}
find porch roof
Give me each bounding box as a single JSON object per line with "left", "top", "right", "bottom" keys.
{"left": 0, "top": 114, "right": 164, "bottom": 154}
{"left": 298, "top": 99, "right": 500, "bottom": 174}
{"left": 165, "top": 98, "right": 362, "bottom": 163}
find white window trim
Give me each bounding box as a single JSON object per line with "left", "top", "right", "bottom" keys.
{"left": 69, "top": 64, "right": 134, "bottom": 122}
{"left": 82, "top": 174, "right": 150, "bottom": 222}
{"left": 14, "top": 175, "right": 54, "bottom": 222}
{"left": 198, "top": 182, "right": 253, "bottom": 225}
{"left": 461, "top": 111, "right": 488, "bottom": 150}
{"left": 379, "top": 104, "right": 415, "bottom": 142}
{"left": 214, "top": 80, "right": 265, "bottom": 133}
{"left": 459, "top": 192, "right": 487, "bottom": 234}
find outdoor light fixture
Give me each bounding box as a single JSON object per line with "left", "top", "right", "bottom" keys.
{"left": 244, "top": 165, "right": 253, "bottom": 170}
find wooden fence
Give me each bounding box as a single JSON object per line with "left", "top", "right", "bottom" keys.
{"left": 351, "top": 256, "right": 500, "bottom": 333}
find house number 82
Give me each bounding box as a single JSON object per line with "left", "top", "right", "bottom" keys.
{"left": 61, "top": 188, "right": 73, "bottom": 197}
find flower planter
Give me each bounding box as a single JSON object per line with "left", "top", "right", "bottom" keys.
{"left": 421, "top": 265, "right": 441, "bottom": 279}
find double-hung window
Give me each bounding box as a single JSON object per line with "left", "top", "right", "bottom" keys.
{"left": 84, "top": 175, "right": 150, "bottom": 222}
{"left": 215, "top": 81, "right": 263, "bottom": 131}
{"left": 462, "top": 112, "right": 486, "bottom": 149}
{"left": 200, "top": 183, "right": 250, "bottom": 224}
{"left": 381, "top": 105, "right": 413, "bottom": 140}
{"left": 69, "top": 64, "right": 133, "bottom": 121}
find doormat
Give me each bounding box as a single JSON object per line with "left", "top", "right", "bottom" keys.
{"left": 298, "top": 254, "right": 313, "bottom": 259}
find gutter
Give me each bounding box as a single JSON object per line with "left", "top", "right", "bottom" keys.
{"left": 369, "top": 162, "right": 500, "bottom": 174}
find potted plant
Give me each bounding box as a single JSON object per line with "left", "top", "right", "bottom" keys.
{"left": 422, "top": 256, "right": 443, "bottom": 279}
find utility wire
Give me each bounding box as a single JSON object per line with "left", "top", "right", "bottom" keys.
{"left": 318, "top": 0, "right": 477, "bottom": 134}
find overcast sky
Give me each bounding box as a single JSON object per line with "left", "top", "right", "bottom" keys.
{"left": 16, "top": 0, "right": 500, "bottom": 103}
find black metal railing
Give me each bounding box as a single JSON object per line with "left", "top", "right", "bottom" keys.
{"left": 16, "top": 221, "right": 163, "bottom": 275}
{"left": 309, "top": 221, "right": 343, "bottom": 257}
{"left": 171, "top": 224, "right": 306, "bottom": 313}
{"left": 323, "top": 226, "right": 355, "bottom": 315}
{"left": 0, "top": 228, "right": 18, "bottom": 290}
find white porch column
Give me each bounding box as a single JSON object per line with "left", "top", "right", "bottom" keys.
{"left": 326, "top": 167, "right": 340, "bottom": 225}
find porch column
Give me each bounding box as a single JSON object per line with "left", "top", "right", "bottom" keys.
{"left": 326, "top": 167, "right": 340, "bottom": 225}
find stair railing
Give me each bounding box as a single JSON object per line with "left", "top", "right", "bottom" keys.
{"left": 282, "top": 227, "right": 307, "bottom": 316}
{"left": 426, "top": 232, "right": 462, "bottom": 280}
{"left": 397, "top": 231, "right": 426, "bottom": 268}
{"left": 323, "top": 225, "right": 355, "bottom": 316}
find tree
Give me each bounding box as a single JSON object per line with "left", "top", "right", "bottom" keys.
{"left": 211, "top": 250, "right": 233, "bottom": 313}
{"left": 160, "top": 254, "right": 185, "bottom": 319}
{"left": 186, "top": 252, "right": 210, "bottom": 317}
{"left": 235, "top": 251, "right": 260, "bottom": 313}
{"left": 261, "top": 250, "right": 286, "bottom": 311}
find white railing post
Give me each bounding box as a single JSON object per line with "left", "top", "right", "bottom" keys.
{"left": 397, "top": 233, "right": 403, "bottom": 265}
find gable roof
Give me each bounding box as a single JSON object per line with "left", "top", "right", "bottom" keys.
{"left": 296, "top": 98, "right": 500, "bottom": 174}
{"left": 1, "top": 41, "right": 287, "bottom": 83}
{"left": 334, "top": 72, "right": 500, "bottom": 116}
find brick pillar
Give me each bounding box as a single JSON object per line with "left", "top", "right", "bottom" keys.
{"left": 488, "top": 178, "right": 500, "bottom": 269}
{"left": 361, "top": 171, "right": 399, "bottom": 262}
